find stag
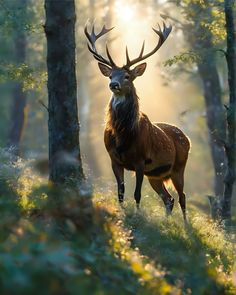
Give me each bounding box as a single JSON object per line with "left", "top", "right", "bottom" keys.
{"left": 85, "top": 23, "right": 190, "bottom": 220}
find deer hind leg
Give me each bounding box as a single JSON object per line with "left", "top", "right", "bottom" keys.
{"left": 148, "top": 178, "right": 174, "bottom": 215}
{"left": 112, "top": 161, "right": 125, "bottom": 204}
{"left": 171, "top": 169, "right": 187, "bottom": 221}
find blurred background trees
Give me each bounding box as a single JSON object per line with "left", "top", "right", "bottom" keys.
{"left": 0, "top": 0, "right": 235, "bottom": 219}
{"left": 161, "top": 0, "right": 235, "bottom": 220}
{"left": 7, "top": 0, "right": 28, "bottom": 156}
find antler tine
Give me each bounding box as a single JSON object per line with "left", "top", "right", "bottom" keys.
{"left": 126, "top": 41, "right": 145, "bottom": 66}
{"left": 91, "top": 25, "right": 95, "bottom": 39}
{"left": 125, "top": 21, "right": 172, "bottom": 68}
{"left": 97, "top": 25, "right": 114, "bottom": 39}
{"left": 84, "top": 24, "right": 92, "bottom": 44}
{"left": 86, "top": 43, "right": 108, "bottom": 64}
{"left": 139, "top": 41, "right": 145, "bottom": 58}
{"left": 106, "top": 44, "right": 116, "bottom": 66}
{"left": 153, "top": 21, "right": 171, "bottom": 40}
{"left": 163, "top": 21, "right": 166, "bottom": 31}
{"left": 126, "top": 46, "right": 131, "bottom": 65}
{"left": 84, "top": 23, "right": 116, "bottom": 67}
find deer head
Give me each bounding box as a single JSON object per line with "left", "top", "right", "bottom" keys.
{"left": 84, "top": 22, "right": 172, "bottom": 96}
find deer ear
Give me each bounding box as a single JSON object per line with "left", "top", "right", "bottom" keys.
{"left": 132, "top": 63, "right": 147, "bottom": 77}
{"left": 98, "top": 63, "right": 112, "bottom": 77}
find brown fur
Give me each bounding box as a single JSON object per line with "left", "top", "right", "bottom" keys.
{"left": 105, "top": 111, "right": 190, "bottom": 179}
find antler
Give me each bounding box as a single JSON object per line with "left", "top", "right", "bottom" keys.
{"left": 84, "top": 23, "right": 116, "bottom": 67}
{"left": 125, "top": 22, "right": 172, "bottom": 68}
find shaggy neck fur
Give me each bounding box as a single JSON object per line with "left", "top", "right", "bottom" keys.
{"left": 106, "top": 86, "right": 140, "bottom": 153}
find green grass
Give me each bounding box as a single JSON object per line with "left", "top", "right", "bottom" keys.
{"left": 0, "top": 149, "right": 176, "bottom": 294}
{"left": 0, "top": 149, "right": 235, "bottom": 294}
{"left": 123, "top": 196, "right": 235, "bottom": 295}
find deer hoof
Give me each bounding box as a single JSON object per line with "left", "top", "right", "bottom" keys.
{"left": 166, "top": 198, "right": 174, "bottom": 215}
{"left": 119, "top": 196, "right": 124, "bottom": 203}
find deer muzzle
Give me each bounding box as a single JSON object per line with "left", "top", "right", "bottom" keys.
{"left": 109, "top": 82, "right": 121, "bottom": 92}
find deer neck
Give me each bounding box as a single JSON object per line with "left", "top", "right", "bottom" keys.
{"left": 106, "top": 87, "right": 140, "bottom": 152}
{"left": 111, "top": 94, "right": 126, "bottom": 111}
{"left": 111, "top": 87, "right": 139, "bottom": 125}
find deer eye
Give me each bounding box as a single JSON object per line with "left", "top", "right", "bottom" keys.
{"left": 124, "top": 74, "right": 130, "bottom": 80}
{"left": 109, "top": 75, "right": 112, "bottom": 79}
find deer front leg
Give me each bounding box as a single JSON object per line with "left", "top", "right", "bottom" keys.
{"left": 134, "top": 162, "right": 144, "bottom": 209}
{"left": 111, "top": 161, "right": 125, "bottom": 204}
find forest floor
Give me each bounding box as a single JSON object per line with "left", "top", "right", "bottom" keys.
{"left": 0, "top": 149, "right": 235, "bottom": 295}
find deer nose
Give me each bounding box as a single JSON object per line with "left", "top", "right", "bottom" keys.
{"left": 109, "top": 82, "right": 120, "bottom": 90}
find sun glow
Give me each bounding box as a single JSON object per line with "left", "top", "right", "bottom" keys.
{"left": 115, "top": 1, "right": 135, "bottom": 22}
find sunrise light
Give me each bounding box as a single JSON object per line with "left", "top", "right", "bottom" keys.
{"left": 115, "top": 1, "right": 135, "bottom": 22}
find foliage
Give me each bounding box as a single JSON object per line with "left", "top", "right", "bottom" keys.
{"left": 0, "top": 62, "right": 47, "bottom": 91}
{"left": 0, "top": 0, "right": 47, "bottom": 147}
{"left": 0, "top": 150, "right": 175, "bottom": 294}
{"left": 0, "top": 0, "right": 43, "bottom": 34}
{"left": 164, "top": 51, "right": 201, "bottom": 67}
{"left": 0, "top": 149, "right": 235, "bottom": 294}
{"left": 165, "top": 0, "right": 226, "bottom": 67}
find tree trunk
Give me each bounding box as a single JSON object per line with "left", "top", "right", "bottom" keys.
{"left": 44, "top": 0, "right": 84, "bottom": 184}
{"left": 197, "top": 61, "right": 226, "bottom": 216}
{"left": 7, "top": 0, "right": 27, "bottom": 156}
{"left": 185, "top": 2, "right": 227, "bottom": 218}
{"left": 221, "top": 0, "right": 236, "bottom": 220}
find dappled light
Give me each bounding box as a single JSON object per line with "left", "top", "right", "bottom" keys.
{"left": 0, "top": 0, "right": 235, "bottom": 294}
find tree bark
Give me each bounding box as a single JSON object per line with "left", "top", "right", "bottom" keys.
{"left": 7, "top": 0, "right": 28, "bottom": 156}
{"left": 221, "top": 0, "right": 236, "bottom": 220}
{"left": 197, "top": 60, "right": 226, "bottom": 210}
{"left": 44, "top": 0, "right": 84, "bottom": 184}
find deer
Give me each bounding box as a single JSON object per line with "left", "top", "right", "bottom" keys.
{"left": 85, "top": 22, "right": 190, "bottom": 220}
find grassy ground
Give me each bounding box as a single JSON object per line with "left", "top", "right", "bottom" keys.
{"left": 123, "top": 197, "right": 235, "bottom": 295}
{"left": 0, "top": 149, "right": 235, "bottom": 294}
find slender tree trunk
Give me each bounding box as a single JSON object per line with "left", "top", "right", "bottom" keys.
{"left": 197, "top": 61, "right": 226, "bottom": 217}
{"left": 44, "top": 0, "right": 84, "bottom": 184}
{"left": 221, "top": 0, "right": 236, "bottom": 220}
{"left": 7, "top": 0, "right": 27, "bottom": 156}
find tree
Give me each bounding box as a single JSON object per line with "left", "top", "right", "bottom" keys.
{"left": 166, "top": 0, "right": 235, "bottom": 220}
{"left": 7, "top": 0, "right": 28, "bottom": 156}
{"left": 44, "top": 0, "right": 84, "bottom": 185}
{"left": 221, "top": 0, "right": 235, "bottom": 220}
{"left": 165, "top": 0, "right": 227, "bottom": 217}
{"left": 188, "top": 2, "right": 227, "bottom": 218}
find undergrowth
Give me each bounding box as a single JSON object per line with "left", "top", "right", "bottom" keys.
{"left": 0, "top": 149, "right": 235, "bottom": 294}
